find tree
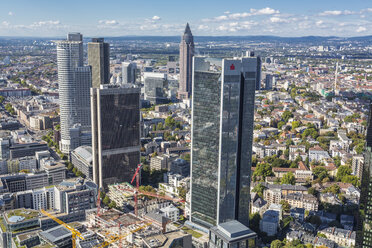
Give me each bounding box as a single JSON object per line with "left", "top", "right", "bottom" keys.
{"left": 280, "top": 200, "right": 290, "bottom": 212}
{"left": 252, "top": 184, "right": 266, "bottom": 198}
{"left": 165, "top": 116, "right": 176, "bottom": 128}
{"left": 253, "top": 163, "right": 273, "bottom": 181}
{"left": 108, "top": 201, "right": 117, "bottom": 209}
{"left": 281, "top": 172, "right": 296, "bottom": 185}
{"left": 271, "top": 240, "right": 283, "bottom": 248}
{"left": 177, "top": 186, "right": 187, "bottom": 200}
{"left": 308, "top": 215, "right": 321, "bottom": 226}
{"left": 313, "top": 167, "right": 328, "bottom": 181}
{"left": 325, "top": 184, "right": 340, "bottom": 194}
{"left": 341, "top": 175, "right": 360, "bottom": 187}
{"left": 181, "top": 153, "right": 190, "bottom": 162}
{"left": 292, "top": 121, "right": 301, "bottom": 130}
{"left": 277, "top": 121, "right": 286, "bottom": 130}
{"left": 249, "top": 213, "right": 261, "bottom": 233}
{"left": 282, "top": 110, "right": 294, "bottom": 123}
{"left": 355, "top": 143, "right": 365, "bottom": 154}
{"left": 102, "top": 195, "right": 110, "bottom": 206}
{"left": 307, "top": 187, "right": 317, "bottom": 196}
{"left": 0, "top": 96, "right": 4, "bottom": 104}
{"left": 336, "top": 165, "right": 352, "bottom": 181}
{"left": 157, "top": 122, "right": 164, "bottom": 130}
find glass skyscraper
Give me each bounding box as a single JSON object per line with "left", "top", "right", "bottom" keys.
{"left": 190, "top": 56, "right": 258, "bottom": 228}
{"left": 88, "top": 38, "right": 110, "bottom": 88}
{"left": 91, "top": 86, "right": 140, "bottom": 189}
{"left": 359, "top": 104, "right": 372, "bottom": 247}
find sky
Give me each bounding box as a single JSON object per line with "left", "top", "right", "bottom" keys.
{"left": 1, "top": 0, "right": 372, "bottom": 37}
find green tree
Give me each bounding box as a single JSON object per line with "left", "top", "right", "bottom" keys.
{"left": 249, "top": 213, "right": 261, "bottom": 233}
{"left": 252, "top": 184, "right": 266, "bottom": 198}
{"left": 307, "top": 187, "right": 317, "bottom": 196}
{"left": 277, "top": 121, "right": 286, "bottom": 130}
{"left": 102, "top": 195, "right": 110, "bottom": 206}
{"left": 282, "top": 110, "right": 294, "bottom": 123}
{"left": 308, "top": 215, "right": 322, "bottom": 226}
{"left": 177, "top": 186, "right": 187, "bottom": 200}
{"left": 157, "top": 122, "right": 164, "bottom": 130}
{"left": 108, "top": 201, "right": 117, "bottom": 209}
{"left": 313, "top": 167, "right": 328, "bottom": 181}
{"left": 355, "top": 143, "right": 365, "bottom": 154}
{"left": 280, "top": 200, "right": 290, "bottom": 212}
{"left": 253, "top": 163, "right": 274, "bottom": 181}
{"left": 165, "top": 116, "right": 176, "bottom": 128}
{"left": 281, "top": 172, "right": 296, "bottom": 185}
{"left": 336, "top": 165, "right": 352, "bottom": 181}
{"left": 292, "top": 121, "right": 301, "bottom": 130}
{"left": 271, "top": 240, "right": 283, "bottom": 248}
{"left": 181, "top": 153, "right": 190, "bottom": 162}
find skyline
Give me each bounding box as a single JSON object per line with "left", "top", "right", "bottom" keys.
{"left": 1, "top": 0, "right": 372, "bottom": 37}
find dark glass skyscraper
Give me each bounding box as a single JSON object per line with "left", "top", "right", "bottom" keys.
{"left": 190, "top": 56, "right": 258, "bottom": 228}
{"left": 359, "top": 104, "right": 372, "bottom": 247}
{"left": 91, "top": 86, "right": 140, "bottom": 189}
{"left": 178, "top": 23, "right": 194, "bottom": 100}
{"left": 88, "top": 38, "right": 110, "bottom": 88}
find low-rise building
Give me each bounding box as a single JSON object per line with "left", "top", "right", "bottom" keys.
{"left": 260, "top": 210, "right": 279, "bottom": 236}
{"left": 318, "top": 227, "right": 356, "bottom": 247}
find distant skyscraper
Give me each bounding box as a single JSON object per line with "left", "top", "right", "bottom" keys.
{"left": 88, "top": 38, "right": 110, "bottom": 88}
{"left": 56, "top": 33, "right": 92, "bottom": 154}
{"left": 144, "top": 72, "right": 168, "bottom": 104}
{"left": 91, "top": 86, "right": 140, "bottom": 189}
{"left": 122, "top": 62, "right": 137, "bottom": 85}
{"left": 265, "top": 74, "right": 273, "bottom": 90}
{"left": 178, "top": 23, "right": 194, "bottom": 100}
{"left": 190, "top": 56, "right": 258, "bottom": 228}
{"left": 359, "top": 104, "right": 372, "bottom": 247}
{"left": 246, "top": 51, "right": 262, "bottom": 90}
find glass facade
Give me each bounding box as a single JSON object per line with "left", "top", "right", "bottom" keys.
{"left": 91, "top": 87, "right": 140, "bottom": 189}
{"left": 191, "top": 57, "right": 257, "bottom": 228}
{"left": 191, "top": 68, "right": 221, "bottom": 227}
{"left": 144, "top": 76, "right": 168, "bottom": 104}
{"left": 360, "top": 104, "right": 372, "bottom": 247}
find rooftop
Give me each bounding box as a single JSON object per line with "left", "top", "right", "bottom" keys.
{"left": 210, "top": 220, "right": 256, "bottom": 242}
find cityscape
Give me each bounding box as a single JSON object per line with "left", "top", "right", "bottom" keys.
{"left": 1, "top": 1, "right": 372, "bottom": 248}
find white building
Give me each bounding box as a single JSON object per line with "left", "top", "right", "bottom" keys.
{"left": 32, "top": 187, "right": 55, "bottom": 210}
{"left": 160, "top": 204, "right": 179, "bottom": 222}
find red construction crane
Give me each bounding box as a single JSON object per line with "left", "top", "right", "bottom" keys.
{"left": 128, "top": 164, "right": 185, "bottom": 216}
{"left": 131, "top": 164, "right": 141, "bottom": 216}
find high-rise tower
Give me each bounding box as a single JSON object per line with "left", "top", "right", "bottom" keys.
{"left": 190, "top": 56, "right": 258, "bottom": 229}
{"left": 178, "top": 23, "right": 194, "bottom": 100}
{"left": 88, "top": 38, "right": 110, "bottom": 88}
{"left": 91, "top": 85, "right": 140, "bottom": 189}
{"left": 56, "top": 33, "right": 92, "bottom": 154}
{"left": 122, "top": 62, "right": 137, "bottom": 85}
{"left": 358, "top": 104, "right": 372, "bottom": 247}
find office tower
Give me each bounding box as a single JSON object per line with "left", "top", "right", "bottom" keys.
{"left": 265, "top": 74, "right": 273, "bottom": 90}
{"left": 144, "top": 72, "right": 168, "bottom": 104}
{"left": 122, "top": 62, "right": 137, "bottom": 84}
{"left": 245, "top": 51, "right": 262, "bottom": 90}
{"left": 178, "top": 23, "right": 194, "bottom": 100}
{"left": 88, "top": 38, "right": 110, "bottom": 88}
{"left": 56, "top": 33, "right": 92, "bottom": 154}
{"left": 359, "top": 104, "right": 372, "bottom": 247}
{"left": 190, "top": 56, "right": 257, "bottom": 228}
{"left": 91, "top": 85, "right": 140, "bottom": 189}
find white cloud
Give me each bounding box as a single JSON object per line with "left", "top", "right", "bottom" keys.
{"left": 152, "top": 16, "right": 161, "bottom": 21}
{"left": 8, "top": 11, "right": 13, "bottom": 16}
{"left": 197, "top": 24, "right": 209, "bottom": 30}
{"left": 319, "top": 10, "right": 355, "bottom": 16}
{"left": 203, "top": 7, "right": 279, "bottom": 22}
{"left": 357, "top": 26, "right": 367, "bottom": 32}
{"left": 251, "top": 7, "right": 280, "bottom": 15}
{"left": 316, "top": 20, "right": 324, "bottom": 26}
{"left": 270, "top": 17, "right": 288, "bottom": 23}
{"left": 2, "top": 21, "right": 10, "bottom": 26}
{"left": 98, "top": 20, "right": 119, "bottom": 25}
{"left": 31, "top": 20, "right": 61, "bottom": 27}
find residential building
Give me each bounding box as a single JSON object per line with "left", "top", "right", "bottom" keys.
{"left": 308, "top": 145, "right": 330, "bottom": 162}
{"left": 88, "top": 38, "right": 110, "bottom": 88}
{"left": 159, "top": 204, "right": 179, "bottom": 222}
{"left": 178, "top": 23, "right": 194, "bottom": 100}
{"left": 91, "top": 85, "right": 140, "bottom": 189}
{"left": 191, "top": 56, "right": 257, "bottom": 228}
{"left": 284, "top": 193, "right": 319, "bottom": 211}
{"left": 352, "top": 154, "right": 364, "bottom": 179}
{"left": 318, "top": 227, "right": 356, "bottom": 247}
{"left": 260, "top": 210, "right": 279, "bottom": 236}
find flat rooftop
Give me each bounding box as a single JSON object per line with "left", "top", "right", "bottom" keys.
{"left": 210, "top": 220, "right": 256, "bottom": 243}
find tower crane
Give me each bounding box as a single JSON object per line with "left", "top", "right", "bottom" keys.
{"left": 40, "top": 209, "right": 85, "bottom": 248}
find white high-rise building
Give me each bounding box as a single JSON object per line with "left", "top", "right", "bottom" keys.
{"left": 56, "top": 33, "right": 92, "bottom": 154}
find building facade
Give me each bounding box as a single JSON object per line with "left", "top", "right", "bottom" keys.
{"left": 190, "top": 56, "right": 258, "bottom": 228}
{"left": 91, "top": 86, "right": 140, "bottom": 189}
{"left": 178, "top": 23, "right": 194, "bottom": 99}
{"left": 88, "top": 38, "right": 110, "bottom": 88}
{"left": 122, "top": 62, "right": 137, "bottom": 85}
{"left": 56, "top": 33, "right": 92, "bottom": 153}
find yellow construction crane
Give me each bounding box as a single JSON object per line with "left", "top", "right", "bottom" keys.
{"left": 94, "top": 222, "right": 151, "bottom": 248}
{"left": 40, "top": 209, "right": 85, "bottom": 248}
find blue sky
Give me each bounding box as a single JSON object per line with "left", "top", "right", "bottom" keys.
{"left": 1, "top": 0, "right": 372, "bottom": 37}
